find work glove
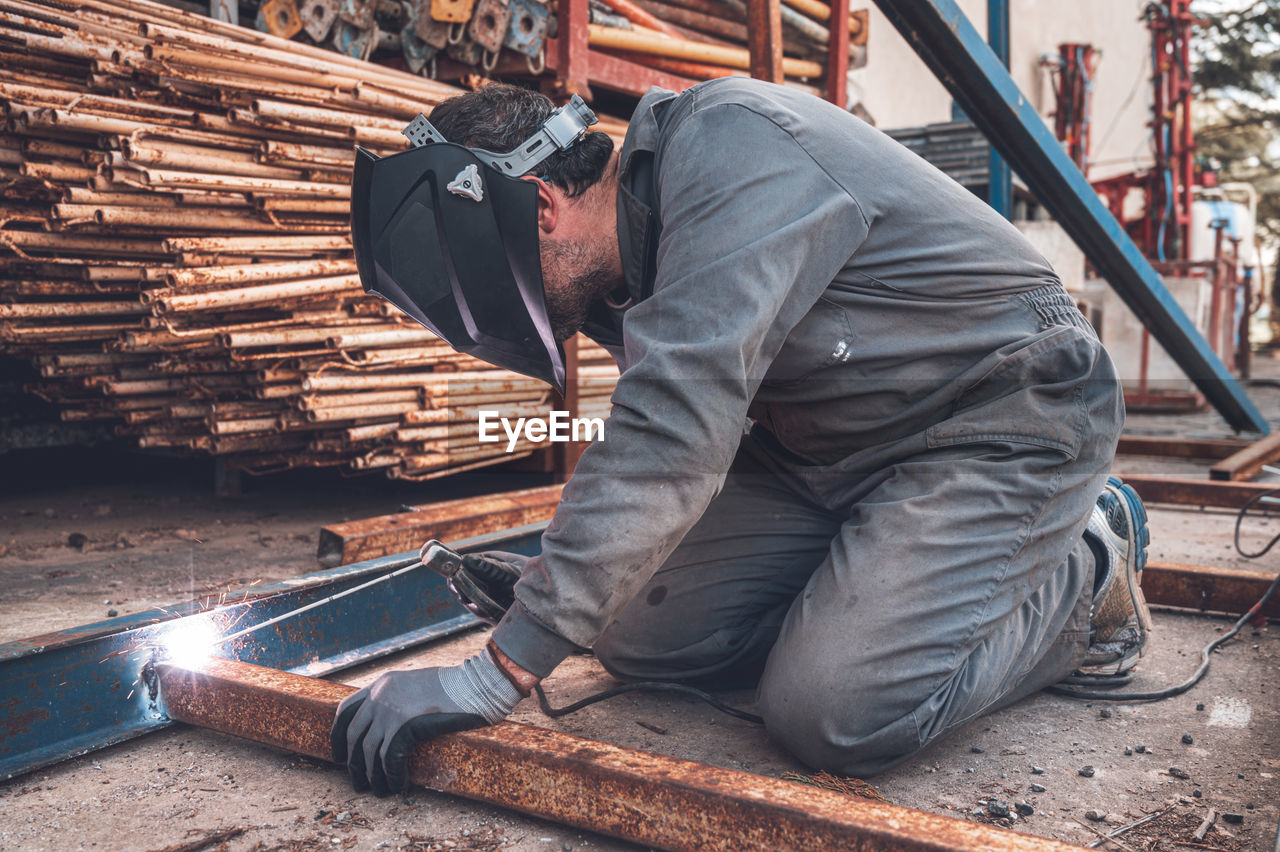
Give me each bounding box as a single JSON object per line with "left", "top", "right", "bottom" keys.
{"left": 420, "top": 540, "right": 524, "bottom": 625}
{"left": 330, "top": 650, "right": 522, "bottom": 796}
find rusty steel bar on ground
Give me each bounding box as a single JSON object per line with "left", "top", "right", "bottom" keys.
{"left": 318, "top": 475, "right": 1280, "bottom": 569}
{"left": 1143, "top": 562, "right": 1280, "bottom": 619}
{"left": 1114, "top": 435, "right": 1251, "bottom": 461}
{"left": 316, "top": 485, "right": 563, "bottom": 566}
{"left": 156, "top": 659, "right": 1087, "bottom": 852}
{"left": 1208, "top": 431, "right": 1280, "bottom": 482}
{"left": 1123, "top": 475, "right": 1280, "bottom": 510}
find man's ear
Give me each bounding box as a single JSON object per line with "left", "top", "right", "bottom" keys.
{"left": 521, "top": 176, "right": 557, "bottom": 234}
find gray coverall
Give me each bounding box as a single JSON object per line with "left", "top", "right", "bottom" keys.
{"left": 490, "top": 79, "right": 1124, "bottom": 775}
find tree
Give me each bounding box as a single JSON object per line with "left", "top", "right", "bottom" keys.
{"left": 1193, "top": 1, "right": 1280, "bottom": 254}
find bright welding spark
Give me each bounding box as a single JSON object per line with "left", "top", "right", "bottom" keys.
{"left": 160, "top": 615, "right": 221, "bottom": 670}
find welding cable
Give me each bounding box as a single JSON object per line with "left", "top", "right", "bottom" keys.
{"left": 1159, "top": 160, "right": 1174, "bottom": 261}
{"left": 533, "top": 682, "right": 764, "bottom": 724}
{"left": 1049, "top": 488, "right": 1280, "bottom": 702}
{"left": 1235, "top": 486, "right": 1280, "bottom": 558}
{"left": 1148, "top": 32, "right": 1172, "bottom": 263}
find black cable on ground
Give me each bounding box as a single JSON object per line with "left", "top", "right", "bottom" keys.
{"left": 534, "top": 681, "right": 764, "bottom": 724}
{"left": 1050, "top": 487, "right": 1280, "bottom": 702}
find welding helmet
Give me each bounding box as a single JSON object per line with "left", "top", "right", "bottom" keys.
{"left": 350, "top": 95, "right": 599, "bottom": 393}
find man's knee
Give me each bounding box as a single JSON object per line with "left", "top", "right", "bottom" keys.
{"left": 592, "top": 621, "right": 655, "bottom": 680}
{"left": 592, "top": 617, "right": 725, "bottom": 681}
{"left": 595, "top": 616, "right": 774, "bottom": 686}
{"left": 757, "top": 664, "right": 925, "bottom": 777}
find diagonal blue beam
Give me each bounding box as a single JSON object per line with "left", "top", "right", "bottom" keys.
{"left": 873, "top": 0, "right": 1269, "bottom": 434}
{"left": 986, "top": 0, "right": 1012, "bottom": 217}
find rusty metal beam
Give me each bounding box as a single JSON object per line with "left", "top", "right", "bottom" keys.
{"left": 747, "top": 0, "right": 784, "bottom": 83}
{"left": 1143, "top": 562, "right": 1280, "bottom": 619}
{"left": 157, "top": 658, "right": 1087, "bottom": 852}
{"left": 0, "top": 527, "right": 546, "bottom": 781}
{"left": 554, "top": 0, "right": 592, "bottom": 98}
{"left": 1115, "top": 436, "right": 1250, "bottom": 461}
{"left": 1123, "top": 475, "right": 1279, "bottom": 510}
{"left": 824, "top": 0, "right": 850, "bottom": 107}
{"left": 316, "top": 484, "right": 562, "bottom": 567}
{"left": 1209, "top": 431, "right": 1280, "bottom": 482}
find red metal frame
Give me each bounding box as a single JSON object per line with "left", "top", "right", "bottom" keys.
{"left": 1126, "top": 234, "right": 1243, "bottom": 410}
{"left": 825, "top": 0, "right": 851, "bottom": 107}
{"left": 1081, "top": 1, "right": 1247, "bottom": 411}
{"left": 1091, "top": 1, "right": 1196, "bottom": 263}
{"left": 543, "top": 0, "right": 851, "bottom": 106}
{"left": 1046, "top": 42, "right": 1097, "bottom": 174}
{"left": 747, "top": 0, "right": 784, "bottom": 83}
{"left": 544, "top": 37, "right": 701, "bottom": 97}
{"left": 1148, "top": 0, "right": 1196, "bottom": 261}
{"left": 555, "top": 0, "right": 592, "bottom": 98}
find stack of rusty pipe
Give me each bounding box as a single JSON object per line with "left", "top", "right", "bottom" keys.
{"left": 0, "top": 0, "right": 619, "bottom": 480}
{"left": 587, "top": 0, "right": 867, "bottom": 84}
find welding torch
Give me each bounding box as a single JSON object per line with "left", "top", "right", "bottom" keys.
{"left": 185, "top": 540, "right": 509, "bottom": 656}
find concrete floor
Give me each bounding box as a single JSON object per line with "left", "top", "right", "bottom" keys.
{"left": 2, "top": 408, "right": 1279, "bottom": 850}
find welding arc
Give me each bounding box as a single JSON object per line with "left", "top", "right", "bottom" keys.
{"left": 1051, "top": 488, "right": 1280, "bottom": 702}
{"left": 195, "top": 550, "right": 764, "bottom": 726}
{"left": 202, "top": 553, "right": 765, "bottom": 724}
{"left": 209, "top": 555, "right": 420, "bottom": 650}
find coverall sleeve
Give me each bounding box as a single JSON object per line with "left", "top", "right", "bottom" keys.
{"left": 491, "top": 104, "right": 871, "bottom": 675}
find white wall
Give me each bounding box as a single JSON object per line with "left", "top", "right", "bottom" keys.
{"left": 850, "top": 1, "right": 1154, "bottom": 180}
{"left": 847, "top": 0, "right": 987, "bottom": 133}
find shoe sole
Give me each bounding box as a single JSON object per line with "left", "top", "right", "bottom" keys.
{"left": 1105, "top": 475, "right": 1154, "bottom": 648}
{"left": 1106, "top": 474, "right": 1149, "bottom": 574}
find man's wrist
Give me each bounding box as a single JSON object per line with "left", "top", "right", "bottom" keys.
{"left": 486, "top": 639, "right": 541, "bottom": 697}
{"left": 490, "top": 598, "right": 578, "bottom": 677}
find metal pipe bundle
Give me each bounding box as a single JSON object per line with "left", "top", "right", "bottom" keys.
{"left": 587, "top": 0, "right": 864, "bottom": 83}
{"left": 0, "top": 0, "right": 619, "bottom": 480}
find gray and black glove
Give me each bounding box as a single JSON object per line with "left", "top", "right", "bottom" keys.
{"left": 330, "top": 650, "right": 522, "bottom": 796}
{"left": 420, "top": 540, "right": 525, "bottom": 625}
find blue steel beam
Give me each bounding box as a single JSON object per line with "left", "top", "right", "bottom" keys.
{"left": 873, "top": 0, "right": 1269, "bottom": 434}
{"left": 0, "top": 525, "right": 545, "bottom": 781}
{"left": 985, "top": 0, "right": 1012, "bottom": 217}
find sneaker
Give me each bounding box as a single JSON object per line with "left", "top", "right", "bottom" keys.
{"left": 1076, "top": 476, "right": 1153, "bottom": 679}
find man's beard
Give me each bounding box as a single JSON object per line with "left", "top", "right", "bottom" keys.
{"left": 540, "top": 239, "right": 618, "bottom": 341}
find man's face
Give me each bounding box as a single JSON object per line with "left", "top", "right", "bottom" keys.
{"left": 539, "top": 235, "right": 618, "bottom": 341}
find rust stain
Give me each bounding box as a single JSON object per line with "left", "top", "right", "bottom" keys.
{"left": 318, "top": 485, "right": 562, "bottom": 566}
{"left": 1125, "top": 475, "right": 1278, "bottom": 510}
{"left": 1, "top": 707, "right": 52, "bottom": 739}
{"left": 159, "top": 659, "right": 1090, "bottom": 852}
{"left": 1142, "top": 562, "right": 1280, "bottom": 618}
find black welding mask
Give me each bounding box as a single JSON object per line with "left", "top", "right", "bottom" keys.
{"left": 350, "top": 95, "right": 599, "bottom": 393}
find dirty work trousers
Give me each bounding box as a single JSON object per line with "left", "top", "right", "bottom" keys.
{"left": 592, "top": 356, "right": 1122, "bottom": 776}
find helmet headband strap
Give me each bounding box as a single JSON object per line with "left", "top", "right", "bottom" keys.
{"left": 401, "top": 94, "right": 598, "bottom": 177}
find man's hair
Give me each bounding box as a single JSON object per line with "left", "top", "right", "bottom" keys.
{"left": 427, "top": 84, "right": 614, "bottom": 198}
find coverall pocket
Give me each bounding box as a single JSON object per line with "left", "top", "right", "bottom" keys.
{"left": 924, "top": 326, "right": 1092, "bottom": 461}
{"left": 761, "top": 297, "right": 854, "bottom": 385}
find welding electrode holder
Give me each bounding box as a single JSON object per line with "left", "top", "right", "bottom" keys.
{"left": 419, "top": 540, "right": 521, "bottom": 625}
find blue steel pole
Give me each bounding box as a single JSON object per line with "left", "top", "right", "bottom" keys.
{"left": 986, "top": 0, "right": 1012, "bottom": 217}
{"left": 873, "top": 0, "right": 1268, "bottom": 434}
